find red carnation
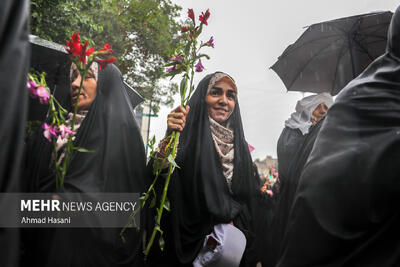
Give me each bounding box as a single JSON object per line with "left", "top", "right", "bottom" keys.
{"left": 199, "top": 9, "right": 210, "bottom": 26}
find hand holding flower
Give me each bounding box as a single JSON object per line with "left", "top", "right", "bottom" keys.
{"left": 167, "top": 105, "right": 190, "bottom": 133}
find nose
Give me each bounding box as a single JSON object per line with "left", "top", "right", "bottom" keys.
{"left": 71, "top": 75, "right": 81, "bottom": 90}
{"left": 218, "top": 93, "right": 228, "bottom": 105}
{"left": 321, "top": 105, "right": 327, "bottom": 114}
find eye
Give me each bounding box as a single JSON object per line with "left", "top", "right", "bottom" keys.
{"left": 85, "top": 73, "right": 95, "bottom": 80}
{"left": 70, "top": 70, "right": 79, "bottom": 83}
{"left": 227, "top": 91, "right": 236, "bottom": 100}
{"left": 209, "top": 89, "right": 220, "bottom": 96}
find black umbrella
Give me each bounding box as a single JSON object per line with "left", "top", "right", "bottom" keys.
{"left": 29, "top": 35, "right": 144, "bottom": 122}
{"left": 271, "top": 11, "right": 392, "bottom": 95}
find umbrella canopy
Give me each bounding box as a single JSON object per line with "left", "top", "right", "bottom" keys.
{"left": 271, "top": 11, "right": 392, "bottom": 95}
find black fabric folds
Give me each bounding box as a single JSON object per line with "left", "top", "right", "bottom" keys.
{"left": 149, "top": 72, "right": 268, "bottom": 266}
{"left": 24, "top": 64, "right": 147, "bottom": 267}
{"left": 0, "top": 1, "right": 29, "bottom": 267}
{"left": 276, "top": 127, "right": 305, "bottom": 183}
{"left": 267, "top": 120, "right": 323, "bottom": 266}
{"left": 277, "top": 6, "right": 400, "bottom": 267}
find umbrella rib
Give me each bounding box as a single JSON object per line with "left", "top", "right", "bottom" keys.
{"left": 286, "top": 36, "right": 343, "bottom": 90}
{"left": 281, "top": 34, "right": 343, "bottom": 57}
{"left": 331, "top": 42, "right": 348, "bottom": 94}
{"left": 352, "top": 38, "right": 374, "bottom": 60}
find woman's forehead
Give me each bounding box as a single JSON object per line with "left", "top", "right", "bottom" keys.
{"left": 214, "top": 78, "right": 237, "bottom": 91}
{"left": 208, "top": 73, "right": 237, "bottom": 93}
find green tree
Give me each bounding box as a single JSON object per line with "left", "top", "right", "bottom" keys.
{"left": 31, "top": 0, "right": 183, "bottom": 112}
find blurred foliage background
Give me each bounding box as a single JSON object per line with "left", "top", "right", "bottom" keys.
{"left": 31, "top": 0, "right": 184, "bottom": 113}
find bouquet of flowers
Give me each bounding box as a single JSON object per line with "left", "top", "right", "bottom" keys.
{"left": 28, "top": 33, "right": 115, "bottom": 190}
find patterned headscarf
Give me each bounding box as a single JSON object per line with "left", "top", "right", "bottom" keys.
{"left": 207, "top": 72, "right": 237, "bottom": 193}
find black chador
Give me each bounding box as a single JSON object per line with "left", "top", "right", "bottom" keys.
{"left": 277, "top": 6, "right": 400, "bottom": 267}
{"left": 24, "top": 64, "right": 147, "bottom": 267}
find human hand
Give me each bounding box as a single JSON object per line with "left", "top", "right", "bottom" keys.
{"left": 167, "top": 105, "right": 190, "bottom": 133}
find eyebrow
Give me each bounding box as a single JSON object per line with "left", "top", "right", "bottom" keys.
{"left": 211, "top": 86, "right": 237, "bottom": 94}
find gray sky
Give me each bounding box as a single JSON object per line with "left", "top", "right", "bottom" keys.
{"left": 149, "top": 0, "right": 399, "bottom": 159}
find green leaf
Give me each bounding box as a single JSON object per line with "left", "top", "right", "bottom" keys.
{"left": 73, "top": 147, "right": 95, "bottom": 153}
{"left": 167, "top": 154, "right": 180, "bottom": 169}
{"left": 163, "top": 68, "right": 183, "bottom": 78}
{"left": 159, "top": 234, "right": 165, "bottom": 251}
{"left": 163, "top": 198, "right": 170, "bottom": 212}
{"left": 155, "top": 225, "right": 163, "bottom": 235}
{"left": 196, "top": 25, "right": 203, "bottom": 37}
{"left": 150, "top": 196, "right": 156, "bottom": 208}
{"left": 164, "top": 61, "right": 177, "bottom": 67}
{"left": 197, "top": 54, "right": 210, "bottom": 60}
{"left": 139, "top": 194, "right": 146, "bottom": 202}
{"left": 184, "top": 42, "right": 191, "bottom": 55}
{"left": 179, "top": 77, "right": 187, "bottom": 99}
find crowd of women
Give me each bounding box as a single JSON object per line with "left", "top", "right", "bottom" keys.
{"left": 2, "top": 0, "right": 400, "bottom": 266}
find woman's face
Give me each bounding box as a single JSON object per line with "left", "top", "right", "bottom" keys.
{"left": 70, "top": 68, "right": 97, "bottom": 111}
{"left": 206, "top": 79, "right": 237, "bottom": 124}
{"left": 311, "top": 102, "right": 328, "bottom": 125}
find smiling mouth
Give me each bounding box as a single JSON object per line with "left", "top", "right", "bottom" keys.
{"left": 214, "top": 107, "right": 228, "bottom": 113}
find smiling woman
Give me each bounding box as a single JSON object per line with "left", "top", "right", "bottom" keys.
{"left": 206, "top": 75, "right": 237, "bottom": 125}
{"left": 147, "top": 72, "right": 270, "bottom": 266}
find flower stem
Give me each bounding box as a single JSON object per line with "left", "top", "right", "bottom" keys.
{"left": 59, "top": 68, "right": 87, "bottom": 189}
{"left": 144, "top": 131, "right": 179, "bottom": 256}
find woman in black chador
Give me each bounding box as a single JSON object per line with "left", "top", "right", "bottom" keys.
{"left": 276, "top": 5, "right": 400, "bottom": 267}
{"left": 266, "top": 93, "right": 332, "bottom": 266}
{"left": 148, "top": 72, "right": 270, "bottom": 267}
{"left": 24, "top": 63, "right": 147, "bottom": 267}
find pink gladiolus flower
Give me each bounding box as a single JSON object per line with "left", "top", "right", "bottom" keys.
{"left": 206, "top": 36, "right": 215, "bottom": 48}
{"left": 167, "top": 65, "right": 176, "bottom": 73}
{"left": 27, "top": 80, "right": 38, "bottom": 98}
{"left": 36, "top": 86, "right": 50, "bottom": 104}
{"left": 199, "top": 9, "right": 210, "bottom": 26}
{"left": 42, "top": 123, "right": 58, "bottom": 142}
{"left": 195, "top": 60, "right": 204, "bottom": 72}
{"left": 188, "top": 9, "right": 195, "bottom": 23}
{"left": 169, "top": 56, "right": 182, "bottom": 63}
{"left": 59, "top": 124, "right": 74, "bottom": 139}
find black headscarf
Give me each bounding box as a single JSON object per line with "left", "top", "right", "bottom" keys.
{"left": 0, "top": 1, "right": 29, "bottom": 267}
{"left": 24, "top": 64, "right": 147, "bottom": 267}
{"left": 151, "top": 72, "right": 267, "bottom": 266}
{"left": 277, "top": 6, "right": 400, "bottom": 267}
